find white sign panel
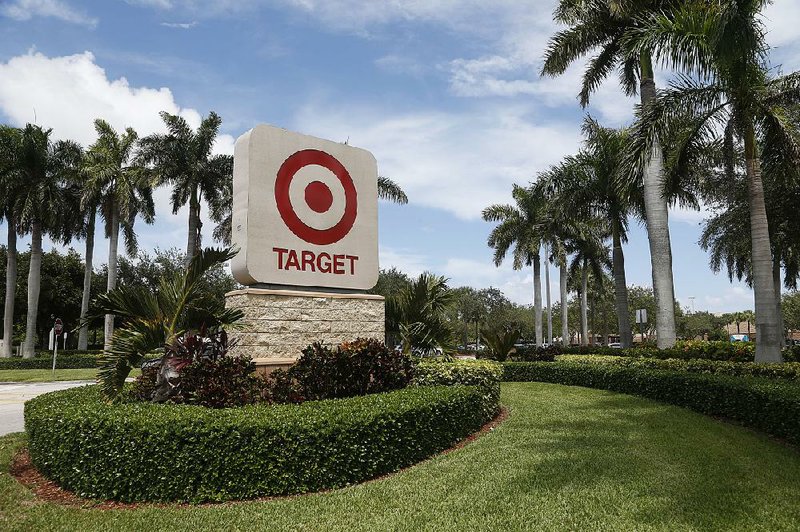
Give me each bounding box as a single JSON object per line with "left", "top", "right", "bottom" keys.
{"left": 231, "top": 124, "right": 379, "bottom": 290}
{"left": 635, "top": 309, "right": 648, "bottom": 324}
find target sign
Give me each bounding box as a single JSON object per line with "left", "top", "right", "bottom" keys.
{"left": 231, "top": 124, "right": 378, "bottom": 290}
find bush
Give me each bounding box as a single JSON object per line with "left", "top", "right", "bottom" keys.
{"left": 0, "top": 354, "right": 100, "bottom": 370}
{"left": 557, "top": 354, "right": 800, "bottom": 382}
{"left": 508, "top": 344, "right": 558, "bottom": 362}
{"left": 502, "top": 361, "right": 800, "bottom": 445}
{"left": 25, "top": 383, "right": 497, "bottom": 502}
{"left": 550, "top": 340, "right": 800, "bottom": 363}
{"left": 131, "top": 355, "right": 268, "bottom": 408}
{"left": 284, "top": 339, "right": 415, "bottom": 401}
{"left": 413, "top": 359, "right": 502, "bottom": 419}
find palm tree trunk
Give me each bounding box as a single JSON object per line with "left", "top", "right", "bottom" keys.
{"left": 533, "top": 254, "right": 542, "bottom": 346}
{"left": 580, "top": 265, "right": 589, "bottom": 346}
{"left": 773, "top": 257, "right": 785, "bottom": 348}
{"left": 22, "top": 221, "right": 43, "bottom": 358}
{"left": 560, "top": 261, "right": 569, "bottom": 347}
{"left": 185, "top": 187, "right": 200, "bottom": 267}
{"left": 640, "top": 54, "right": 677, "bottom": 349}
{"left": 78, "top": 208, "right": 95, "bottom": 350}
{"left": 744, "top": 130, "right": 782, "bottom": 362}
{"left": 545, "top": 255, "right": 552, "bottom": 344}
{"left": 2, "top": 217, "right": 17, "bottom": 357}
{"left": 612, "top": 224, "right": 634, "bottom": 348}
{"left": 104, "top": 207, "right": 120, "bottom": 353}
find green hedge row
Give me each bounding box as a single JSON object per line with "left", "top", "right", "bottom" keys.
{"left": 413, "top": 359, "right": 503, "bottom": 419}
{"left": 557, "top": 354, "right": 800, "bottom": 382}
{"left": 560, "top": 340, "right": 800, "bottom": 363}
{"left": 502, "top": 362, "right": 800, "bottom": 444}
{"left": 0, "top": 354, "right": 100, "bottom": 370}
{"left": 25, "top": 383, "right": 498, "bottom": 503}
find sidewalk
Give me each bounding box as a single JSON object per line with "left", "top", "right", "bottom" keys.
{"left": 0, "top": 381, "right": 92, "bottom": 436}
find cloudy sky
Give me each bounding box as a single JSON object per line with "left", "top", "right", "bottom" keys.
{"left": 1, "top": 0, "right": 799, "bottom": 313}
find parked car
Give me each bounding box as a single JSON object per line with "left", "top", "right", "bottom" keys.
{"left": 608, "top": 342, "right": 622, "bottom": 349}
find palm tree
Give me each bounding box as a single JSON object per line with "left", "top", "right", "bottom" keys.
{"left": 83, "top": 119, "right": 155, "bottom": 352}
{"left": 139, "top": 111, "right": 232, "bottom": 266}
{"left": 567, "top": 224, "right": 610, "bottom": 346}
{"left": 483, "top": 185, "right": 546, "bottom": 345}
{"left": 392, "top": 272, "right": 453, "bottom": 354}
{"left": 0, "top": 126, "right": 22, "bottom": 357}
{"left": 626, "top": 1, "right": 800, "bottom": 361}
{"left": 87, "top": 247, "right": 242, "bottom": 398}
{"left": 13, "top": 125, "right": 81, "bottom": 357}
{"left": 541, "top": 0, "right": 681, "bottom": 348}
{"left": 378, "top": 176, "right": 409, "bottom": 204}
{"left": 75, "top": 176, "right": 102, "bottom": 350}
{"left": 539, "top": 118, "right": 639, "bottom": 347}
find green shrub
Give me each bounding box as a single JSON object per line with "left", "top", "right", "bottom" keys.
{"left": 0, "top": 354, "right": 100, "bottom": 370}
{"left": 557, "top": 354, "right": 800, "bottom": 382}
{"left": 413, "top": 359, "right": 502, "bottom": 419}
{"left": 286, "top": 339, "right": 415, "bottom": 401}
{"left": 502, "top": 361, "right": 800, "bottom": 444}
{"left": 25, "top": 383, "right": 496, "bottom": 502}
{"left": 508, "top": 344, "right": 558, "bottom": 362}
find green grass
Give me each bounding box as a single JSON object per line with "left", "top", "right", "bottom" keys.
{"left": 0, "top": 369, "right": 141, "bottom": 383}
{"left": 2, "top": 382, "right": 800, "bottom": 531}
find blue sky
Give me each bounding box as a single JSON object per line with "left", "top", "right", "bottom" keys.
{"left": 1, "top": 0, "right": 799, "bottom": 313}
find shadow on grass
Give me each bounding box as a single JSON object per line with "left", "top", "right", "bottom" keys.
{"left": 501, "top": 384, "right": 800, "bottom": 530}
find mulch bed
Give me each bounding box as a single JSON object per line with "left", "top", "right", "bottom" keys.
{"left": 10, "top": 406, "right": 509, "bottom": 510}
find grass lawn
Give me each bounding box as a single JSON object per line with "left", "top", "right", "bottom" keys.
{"left": 0, "top": 369, "right": 141, "bottom": 383}
{"left": 2, "top": 382, "right": 799, "bottom": 531}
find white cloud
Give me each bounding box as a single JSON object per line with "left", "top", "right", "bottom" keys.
{"left": 1, "top": 0, "right": 97, "bottom": 27}
{"left": 160, "top": 21, "right": 197, "bottom": 29}
{"left": 292, "top": 101, "right": 580, "bottom": 220}
{"left": 0, "top": 51, "right": 235, "bottom": 265}
{"left": 0, "top": 50, "right": 233, "bottom": 149}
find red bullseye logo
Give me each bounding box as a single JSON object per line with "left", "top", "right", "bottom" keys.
{"left": 275, "top": 149, "right": 357, "bottom": 245}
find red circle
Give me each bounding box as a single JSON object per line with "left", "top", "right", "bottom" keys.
{"left": 275, "top": 149, "right": 357, "bottom": 245}
{"left": 304, "top": 180, "right": 334, "bottom": 213}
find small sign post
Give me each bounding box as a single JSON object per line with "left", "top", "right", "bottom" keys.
{"left": 52, "top": 318, "right": 63, "bottom": 377}
{"left": 635, "top": 309, "right": 647, "bottom": 342}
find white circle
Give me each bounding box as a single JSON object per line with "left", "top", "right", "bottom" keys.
{"left": 288, "top": 164, "right": 347, "bottom": 231}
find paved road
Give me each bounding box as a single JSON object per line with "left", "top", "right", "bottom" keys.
{"left": 0, "top": 381, "right": 91, "bottom": 436}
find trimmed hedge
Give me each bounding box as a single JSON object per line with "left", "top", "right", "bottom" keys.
{"left": 25, "top": 383, "right": 497, "bottom": 502}
{"left": 413, "top": 359, "right": 502, "bottom": 419}
{"left": 502, "top": 362, "right": 800, "bottom": 444}
{"left": 0, "top": 354, "right": 100, "bottom": 370}
{"left": 559, "top": 340, "right": 799, "bottom": 363}
{"left": 557, "top": 354, "right": 800, "bottom": 382}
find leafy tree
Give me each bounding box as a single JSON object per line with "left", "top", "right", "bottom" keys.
{"left": 627, "top": 0, "right": 800, "bottom": 361}
{"left": 139, "top": 111, "right": 232, "bottom": 266}
{"left": 541, "top": 0, "right": 682, "bottom": 348}
{"left": 782, "top": 292, "right": 800, "bottom": 332}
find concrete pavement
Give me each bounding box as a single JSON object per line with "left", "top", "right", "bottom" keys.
{"left": 0, "top": 380, "right": 91, "bottom": 436}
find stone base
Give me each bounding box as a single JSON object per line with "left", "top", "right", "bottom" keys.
{"left": 224, "top": 287, "right": 385, "bottom": 372}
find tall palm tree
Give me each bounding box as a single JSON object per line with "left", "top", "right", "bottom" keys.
{"left": 75, "top": 174, "right": 103, "bottom": 350}
{"left": 14, "top": 125, "right": 82, "bottom": 357}
{"left": 139, "top": 111, "right": 232, "bottom": 266}
{"left": 540, "top": 118, "right": 640, "bottom": 347}
{"left": 483, "top": 185, "right": 546, "bottom": 345}
{"left": 567, "top": 224, "right": 611, "bottom": 346}
{"left": 627, "top": 1, "right": 800, "bottom": 361}
{"left": 83, "top": 119, "right": 154, "bottom": 352}
{"left": 541, "top": 0, "right": 682, "bottom": 348}
{"left": 0, "top": 126, "right": 22, "bottom": 357}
